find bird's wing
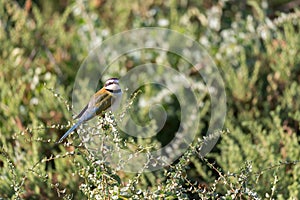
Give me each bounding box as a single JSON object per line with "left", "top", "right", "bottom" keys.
{"left": 74, "top": 104, "right": 88, "bottom": 120}
{"left": 73, "top": 88, "right": 109, "bottom": 120}
{"left": 95, "top": 92, "right": 114, "bottom": 115}
{"left": 58, "top": 89, "right": 118, "bottom": 143}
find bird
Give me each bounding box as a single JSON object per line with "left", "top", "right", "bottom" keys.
{"left": 57, "top": 78, "right": 122, "bottom": 143}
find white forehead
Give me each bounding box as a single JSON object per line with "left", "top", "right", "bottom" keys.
{"left": 105, "top": 82, "right": 120, "bottom": 90}
{"left": 104, "top": 78, "right": 120, "bottom": 91}
{"left": 105, "top": 78, "right": 119, "bottom": 85}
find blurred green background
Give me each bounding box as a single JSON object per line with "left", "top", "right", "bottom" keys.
{"left": 1, "top": 0, "right": 300, "bottom": 199}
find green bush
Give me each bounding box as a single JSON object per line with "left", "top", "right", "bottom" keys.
{"left": 0, "top": 0, "right": 300, "bottom": 199}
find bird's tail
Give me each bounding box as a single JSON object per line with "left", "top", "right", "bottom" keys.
{"left": 57, "top": 121, "right": 82, "bottom": 143}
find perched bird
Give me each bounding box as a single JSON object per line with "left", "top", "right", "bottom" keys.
{"left": 57, "top": 78, "right": 122, "bottom": 143}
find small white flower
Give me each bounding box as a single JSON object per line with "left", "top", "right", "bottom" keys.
{"left": 30, "top": 97, "right": 39, "bottom": 105}
{"left": 158, "top": 19, "right": 169, "bottom": 27}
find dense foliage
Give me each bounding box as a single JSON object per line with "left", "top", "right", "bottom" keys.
{"left": 0, "top": 0, "right": 300, "bottom": 199}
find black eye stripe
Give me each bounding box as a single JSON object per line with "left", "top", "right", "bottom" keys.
{"left": 105, "top": 78, "right": 119, "bottom": 87}
{"left": 105, "top": 81, "right": 118, "bottom": 87}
